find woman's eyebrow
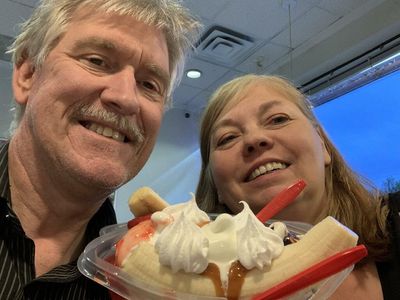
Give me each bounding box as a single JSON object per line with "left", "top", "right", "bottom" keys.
{"left": 257, "top": 100, "right": 281, "bottom": 117}
{"left": 211, "top": 118, "right": 238, "bottom": 136}
{"left": 212, "top": 99, "right": 282, "bottom": 134}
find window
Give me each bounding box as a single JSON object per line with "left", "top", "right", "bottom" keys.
{"left": 313, "top": 69, "right": 400, "bottom": 191}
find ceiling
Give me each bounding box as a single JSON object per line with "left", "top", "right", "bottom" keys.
{"left": 1, "top": 0, "right": 400, "bottom": 116}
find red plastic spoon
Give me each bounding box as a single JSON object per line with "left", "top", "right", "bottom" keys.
{"left": 252, "top": 244, "right": 368, "bottom": 300}
{"left": 256, "top": 179, "right": 306, "bottom": 223}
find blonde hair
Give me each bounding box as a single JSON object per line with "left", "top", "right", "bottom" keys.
{"left": 8, "top": 0, "right": 201, "bottom": 134}
{"left": 196, "top": 74, "right": 390, "bottom": 261}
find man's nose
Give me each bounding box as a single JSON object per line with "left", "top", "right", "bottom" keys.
{"left": 243, "top": 131, "right": 272, "bottom": 156}
{"left": 100, "top": 67, "right": 140, "bottom": 115}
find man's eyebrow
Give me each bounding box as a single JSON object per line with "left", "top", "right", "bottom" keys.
{"left": 145, "top": 63, "right": 171, "bottom": 93}
{"left": 72, "top": 37, "right": 116, "bottom": 51}
{"left": 73, "top": 37, "right": 171, "bottom": 92}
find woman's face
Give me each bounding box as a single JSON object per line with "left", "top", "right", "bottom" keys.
{"left": 208, "top": 82, "right": 331, "bottom": 224}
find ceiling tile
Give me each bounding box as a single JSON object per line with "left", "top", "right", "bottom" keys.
{"left": 0, "top": 33, "right": 14, "bottom": 62}
{"left": 211, "top": 0, "right": 321, "bottom": 40}
{"left": 211, "top": 0, "right": 287, "bottom": 40}
{"left": 318, "top": 0, "right": 372, "bottom": 15}
{"left": 172, "top": 84, "right": 203, "bottom": 109}
{"left": 9, "top": 0, "right": 39, "bottom": 8}
{"left": 271, "top": 7, "right": 339, "bottom": 48}
{"left": 234, "top": 42, "right": 290, "bottom": 73}
{"left": 206, "top": 70, "right": 245, "bottom": 92}
{"left": 1, "top": 1, "right": 34, "bottom": 36}
{"left": 183, "top": 0, "right": 231, "bottom": 21}
{"left": 181, "top": 57, "right": 230, "bottom": 89}
{"left": 187, "top": 89, "right": 214, "bottom": 112}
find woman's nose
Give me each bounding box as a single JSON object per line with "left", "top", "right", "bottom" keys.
{"left": 100, "top": 67, "right": 140, "bottom": 115}
{"left": 243, "top": 132, "right": 272, "bottom": 156}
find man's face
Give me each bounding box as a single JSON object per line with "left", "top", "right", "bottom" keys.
{"left": 12, "top": 8, "right": 170, "bottom": 193}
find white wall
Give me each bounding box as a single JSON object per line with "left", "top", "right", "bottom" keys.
{"left": 0, "top": 61, "right": 13, "bottom": 138}
{"left": 114, "top": 108, "right": 202, "bottom": 222}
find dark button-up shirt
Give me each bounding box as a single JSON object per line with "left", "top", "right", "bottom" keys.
{"left": 0, "top": 140, "right": 116, "bottom": 299}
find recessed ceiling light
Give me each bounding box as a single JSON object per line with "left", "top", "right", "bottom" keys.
{"left": 186, "top": 69, "right": 202, "bottom": 79}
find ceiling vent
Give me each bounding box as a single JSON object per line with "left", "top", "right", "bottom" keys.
{"left": 195, "top": 26, "right": 258, "bottom": 66}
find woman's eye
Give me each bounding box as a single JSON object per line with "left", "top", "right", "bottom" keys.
{"left": 269, "top": 115, "right": 290, "bottom": 125}
{"left": 217, "top": 134, "right": 236, "bottom": 146}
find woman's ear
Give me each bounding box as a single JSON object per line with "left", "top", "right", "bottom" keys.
{"left": 322, "top": 140, "right": 331, "bottom": 166}
{"left": 12, "top": 59, "right": 36, "bottom": 105}
{"left": 317, "top": 126, "right": 332, "bottom": 166}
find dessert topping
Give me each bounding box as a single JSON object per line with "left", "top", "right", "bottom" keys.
{"left": 155, "top": 211, "right": 209, "bottom": 274}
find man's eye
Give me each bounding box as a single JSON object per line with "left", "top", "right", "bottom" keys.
{"left": 84, "top": 56, "right": 107, "bottom": 68}
{"left": 139, "top": 80, "right": 165, "bottom": 99}
{"left": 141, "top": 80, "right": 158, "bottom": 91}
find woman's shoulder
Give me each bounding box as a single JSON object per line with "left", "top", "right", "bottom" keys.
{"left": 386, "top": 191, "right": 400, "bottom": 212}
{"left": 389, "top": 190, "right": 400, "bottom": 199}
{"left": 383, "top": 191, "right": 400, "bottom": 250}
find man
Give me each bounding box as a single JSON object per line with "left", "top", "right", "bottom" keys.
{"left": 0, "top": 0, "right": 200, "bottom": 299}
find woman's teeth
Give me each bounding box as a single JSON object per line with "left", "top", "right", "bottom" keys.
{"left": 248, "top": 162, "right": 287, "bottom": 181}
{"left": 85, "top": 122, "right": 125, "bottom": 142}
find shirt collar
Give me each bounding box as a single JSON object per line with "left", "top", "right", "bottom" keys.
{"left": 0, "top": 140, "right": 10, "bottom": 201}
{"left": 0, "top": 139, "right": 116, "bottom": 240}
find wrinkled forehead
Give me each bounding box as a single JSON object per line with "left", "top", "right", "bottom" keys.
{"left": 69, "top": 5, "right": 140, "bottom": 27}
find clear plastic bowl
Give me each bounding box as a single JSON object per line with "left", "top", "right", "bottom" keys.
{"left": 78, "top": 220, "right": 353, "bottom": 300}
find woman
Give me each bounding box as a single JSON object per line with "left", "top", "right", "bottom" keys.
{"left": 195, "top": 74, "right": 399, "bottom": 299}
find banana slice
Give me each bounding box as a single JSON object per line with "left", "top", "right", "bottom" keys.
{"left": 128, "top": 187, "right": 169, "bottom": 217}
{"left": 121, "top": 216, "right": 357, "bottom": 298}
{"left": 240, "top": 216, "right": 357, "bottom": 295}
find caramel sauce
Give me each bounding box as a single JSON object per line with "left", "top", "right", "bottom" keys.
{"left": 201, "top": 261, "right": 248, "bottom": 300}
{"left": 198, "top": 220, "right": 211, "bottom": 227}
{"left": 227, "top": 261, "right": 249, "bottom": 300}
{"left": 201, "top": 263, "right": 225, "bottom": 297}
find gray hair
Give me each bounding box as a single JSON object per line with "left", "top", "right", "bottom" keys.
{"left": 8, "top": 0, "right": 201, "bottom": 135}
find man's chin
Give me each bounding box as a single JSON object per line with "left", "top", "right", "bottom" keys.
{"left": 70, "top": 166, "right": 132, "bottom": 193}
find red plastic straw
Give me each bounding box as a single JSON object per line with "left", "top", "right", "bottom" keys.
{"left": 252, "top": 244, "right": 368, "bottom": 300}
{"left": 256, "top": 179, "right": 306, "bottom": 223}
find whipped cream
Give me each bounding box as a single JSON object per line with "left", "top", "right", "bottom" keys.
{"left": 149, "top": 195, "right": 286, "bottom": 287}
{"left": 235, "top": 202, "right": 284, "bottom": 270}
{"left": 155, "top": 212, "right": 209, "bottom": 273}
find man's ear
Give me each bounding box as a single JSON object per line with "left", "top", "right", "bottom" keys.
{"left": 12, "top": 59, "right": 36, "bottom": 105}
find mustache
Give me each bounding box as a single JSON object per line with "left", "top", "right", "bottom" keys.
{"left": 73, "top": 103, "right": 144, "bottom": 143}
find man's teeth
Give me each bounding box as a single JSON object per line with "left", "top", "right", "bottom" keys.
{"left": 85, "top": 123, "right": 125, "bottom": 142}
{"left": 249, "top": 162, "right": 287, "bottom": 181}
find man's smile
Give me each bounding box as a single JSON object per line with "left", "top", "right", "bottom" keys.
{"left": 80, "top": 120, "right": 128, "bottom": 142}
